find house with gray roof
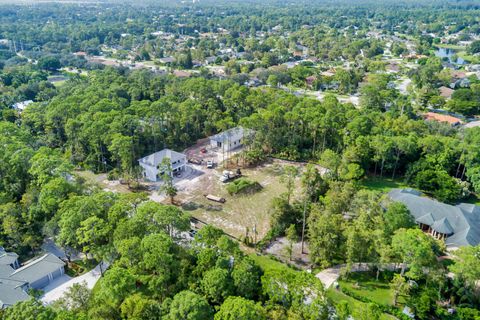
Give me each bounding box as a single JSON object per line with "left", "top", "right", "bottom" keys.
{"left": 388, "top": 189, "right": 480, "bottom": 249}
{"left": 0, "top": 248, "right": 65, "bottom": 308}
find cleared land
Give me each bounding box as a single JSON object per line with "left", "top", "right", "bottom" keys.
{"left": 177, "top": 160, "right": 294, "bottom": 240}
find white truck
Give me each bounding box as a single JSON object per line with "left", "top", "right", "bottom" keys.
{"left": 219, "top": 169, "right": 242, "bottom": 183}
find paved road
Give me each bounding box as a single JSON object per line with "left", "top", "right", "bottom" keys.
{"left": 41, "top": 262, "right": 108, "bottom": 304}
{"left": 316, "top": 265, "right": 344, "bottom": 289}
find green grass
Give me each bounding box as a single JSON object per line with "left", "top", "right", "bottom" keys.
{"left": 252, "top": 255, "right": 397, "bottom": 319}
{"left": 457, "top": 52, "right": 480, "bottom": 64}
{"left": 250, "top": 253, "right": 297, "bottom": 274}
{"left": 338, "top": 272, "right": 395, "bottom": 306}
{"left": 434, "top": 43, "right": 466, "bottom": 50}
{"left": 326, "top": 288, "right": 396, "bottom": 320}
{"left": 52, "top": 80, "right": 67, "bottom": 87}
{"left": 360, "top": 176, "right": 408, "bottom": 193}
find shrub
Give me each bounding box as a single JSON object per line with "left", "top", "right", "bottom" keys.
{"left": 226, "top": 178, "right": 262, "bottom": 195}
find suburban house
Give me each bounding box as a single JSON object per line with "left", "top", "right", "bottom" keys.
{"left": 386, "top": 63, "right": 400, "bottom": 73}
{"left": 464, "top": 120, "right": 480, "bottom": 129}
{"left": 305, "top": 75, "right": 317, "bottom": 88}
{"left": 209, "top": 127, "right": 249, "bottom": 152}
{"left": 158, "top": 57, "right": 176, "bottom": 64}
{"left": 138, "top": 149, "right": 187, "bottom": 182}
{"left": 173, "top": 70, "right": 191, "bottom": 78}
{"left": 388, "top": 189, "right": 480, "bottom": 249}
{"left": 0, "top": 248, "right": 66, "bottom": 308}
{"left": 438, "top": 86, "right": 454, "bottom": 100}
{"left": 423, "top": 112, "right": 463, "bottom": 126}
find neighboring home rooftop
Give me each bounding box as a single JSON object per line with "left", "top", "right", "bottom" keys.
{"left": 438, "top": 86, "right": 454, "bottom": 100}
{"left": 464, "top": 120, "right": 480, "bottom": 129}
{"left": 451, "top": 70, "right": 467, "bottom": 80}
{"left": 320, "top": 70, "right": 336, "bottom": 77}
{"left": 12, "top": 100, "right": 33, "bottom": 112}
{"left": 0, "top": 277, "right": 31, "bottom": 309}
{"left": 0, "top": 252, "right": 65, "bottom": 308}
{"left": 388, "top": 189, "right": 480, "bottom": 249}
{"left": 8, "top": 254, "right": 65, "bottom": 285}
{"left": 173, "top": 70, "right": 191, "bottom": 78}
{"left": 424, "top": 112, "right": 462, "bottom": 126}
{"left": 159, "top": 57, "right": 176, "bottom": 64}
{"left": 386, "top": 63, "right": 400, "bottom": 73}
{"left": 0, "top": 248, "right": 18, "bottom": 267}
{"left": 305, "top": 75, "right": 317, "bottom": 86}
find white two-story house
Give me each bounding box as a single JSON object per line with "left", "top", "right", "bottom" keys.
{"left": 138, "top": 149, "right": 186, "bottom": 182}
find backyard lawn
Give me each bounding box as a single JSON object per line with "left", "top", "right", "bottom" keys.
{"left": 326, "top": 288, "right": 396, "bottom": 320}
{"left": 360, "top": 176, "right": 408, "bottom": 193}
{"left": 338, "top": 272, "right": 397, "bottom": 306}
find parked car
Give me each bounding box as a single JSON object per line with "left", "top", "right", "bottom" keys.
{"left": 207, "top": 160, "right": 214, "bottom": 168}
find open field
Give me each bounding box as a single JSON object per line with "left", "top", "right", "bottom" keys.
{"left": 75, "top": 170, "right": 133, "bottom": 194}
{"left": 434, "top": 43, "right": 466, "bottom": 50}
{"left": 177, "top": 160, "right": 294, "bottom": 240}
{"left": 457, "top": 51, "right": 480, "bottom": 64}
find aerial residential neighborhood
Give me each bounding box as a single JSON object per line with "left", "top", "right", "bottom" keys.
{"left": 0, "top": 0, "right": 480, "bottom": 319}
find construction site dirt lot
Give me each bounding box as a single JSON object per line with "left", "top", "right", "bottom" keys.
{"left": 77, "top": 155, "right": 317, "bottom": 243}
{"left": 175, "top": 159, "right": 303, "bottom": 241}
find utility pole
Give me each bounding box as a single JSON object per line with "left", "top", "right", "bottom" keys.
{"left": 301, "top": 199, "right": 306, "bottom": 254}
